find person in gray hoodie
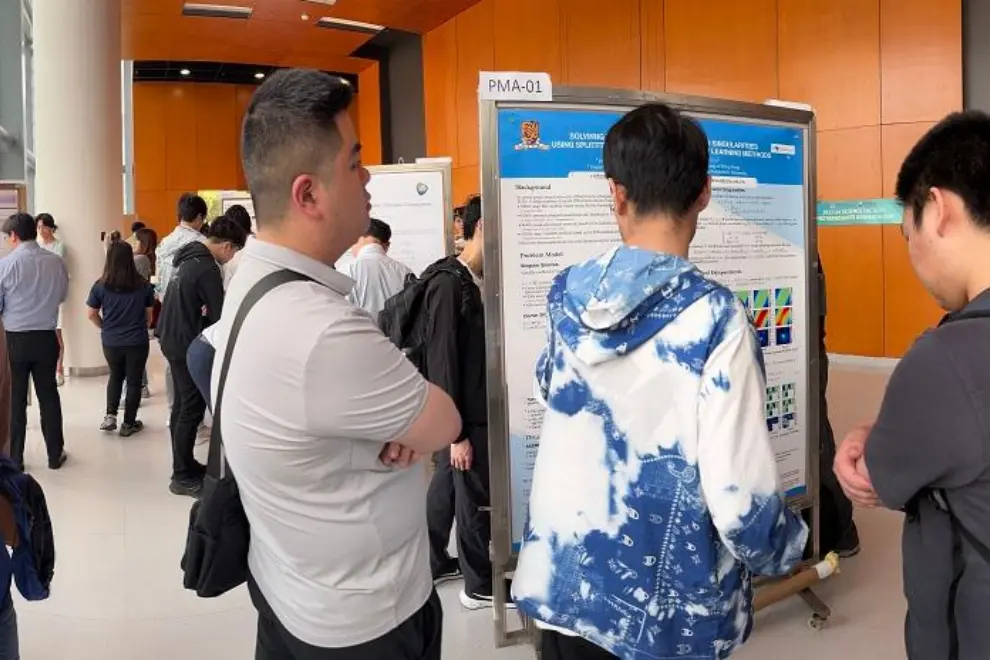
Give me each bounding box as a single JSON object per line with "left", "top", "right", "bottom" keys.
{"left": 155, "top": 194, "right": 207, "bottom": 414}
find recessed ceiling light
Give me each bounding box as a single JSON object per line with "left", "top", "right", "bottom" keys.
{"left": 301, "top": 13, "right": 309, "bottom": 21}
{"left": 315, "top": 16, "right": 384, "bottom": 34}
{"left": 254, "top": 72, "right": 265, "bottom": 80}
{"left": 303, "top": 0, "right": 337, "bottom": 5}
{"left": 179, "top": 69, "right": 191, "bottom": 76}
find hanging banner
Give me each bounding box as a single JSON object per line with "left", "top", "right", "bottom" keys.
{"left": 491, "top": 105, "right": 811, "bottom": 550}
{"left": 816, "top": 199, "right": 902, "bottom": 226}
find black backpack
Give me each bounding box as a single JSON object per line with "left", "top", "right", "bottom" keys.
{"left": 378, "top": 260, "right": 473, "bottom": 375}
{"left": 0, "top": 458, "right": 55, "bottom": 600}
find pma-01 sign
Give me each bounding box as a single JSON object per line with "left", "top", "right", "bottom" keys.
{"left": 479, "top": 72, "right": 553, "bottom": 101}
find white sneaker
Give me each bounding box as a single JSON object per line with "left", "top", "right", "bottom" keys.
{"left": 100, "top": 415, "right": 118, "bottom": 432}
{"left": 459, "top": 589, "right": 516, "bottom": 611}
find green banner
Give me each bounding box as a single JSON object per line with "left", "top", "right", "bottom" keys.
{"left": 816, "top": 199, "right": 903, "bottom": 226}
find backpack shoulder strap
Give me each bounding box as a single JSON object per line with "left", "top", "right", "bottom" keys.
{"left": 207, "top": 270, "right": 314, "bottom": 477}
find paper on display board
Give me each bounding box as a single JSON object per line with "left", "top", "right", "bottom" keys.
{"left": 220, "top": 194, "right": 256, "bottom": 231}
{"left": 494, "top": 107, "right": 809, "bottom": 549}
{"left": 336, "top": 168, "right": 447, "bottom": 276}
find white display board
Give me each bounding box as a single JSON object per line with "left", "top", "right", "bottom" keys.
{"left": 336, "top": 164, "right": 451, "bottom": 276}
{"left": 487, "top": 103, "right": 813, "bottom": 551}
{"left": 220, "top": 193, "right": 255, "bottom": 231}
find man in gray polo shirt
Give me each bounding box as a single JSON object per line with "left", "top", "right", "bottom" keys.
{"left": 210, "top": 69, "right": 461, "bottom": 660}
{"left": 835, "top": 111, "right": 990, "bottom": 659}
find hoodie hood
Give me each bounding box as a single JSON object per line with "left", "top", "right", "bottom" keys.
{"left": 549, "top": 245, "right": 718, "bottom": 366}
{"left": 173, "top": 240, "right": 212, "bottom": 268}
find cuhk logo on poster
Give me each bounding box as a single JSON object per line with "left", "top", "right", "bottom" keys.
{"left": 515, "top": 120, "right": 549, "bottom": 151}
{"left": 416, "top": 182, "right": 429, "bottom": 196}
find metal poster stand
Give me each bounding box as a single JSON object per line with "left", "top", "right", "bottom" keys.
{"left": 480, "top": 87, "right": 830, "bottom": 652}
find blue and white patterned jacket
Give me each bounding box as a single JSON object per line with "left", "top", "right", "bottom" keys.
{"left": 512, "top": 246, "right": 808, "bottom": 659}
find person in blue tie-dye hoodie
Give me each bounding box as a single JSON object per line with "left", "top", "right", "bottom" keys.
{"left": 512, "top": 103, "right": 809, "bottom": 660}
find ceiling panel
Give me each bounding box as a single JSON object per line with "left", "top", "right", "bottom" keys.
{"left": 121, "top": 0, "right": 481, "bottom": 71}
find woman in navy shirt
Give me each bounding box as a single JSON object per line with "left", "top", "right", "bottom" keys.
{"left": 86, "top": 241, "right": 155, "bottom": 436}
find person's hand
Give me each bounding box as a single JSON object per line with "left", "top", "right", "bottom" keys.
{"left": 380, "top": 443, "right": 419, "bottom": 468}
{"left": 451, "top": 440, "right": 473, "bottom": 471}
{"left": 834, "top": 422, "right": 880, "bottom": 508}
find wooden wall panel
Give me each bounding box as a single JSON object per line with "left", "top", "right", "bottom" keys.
{"left": 817, "top": 127, "right": 882, "bottom": 200}
{"left": 134, "top": 84, "right": 167, "bottom": 193}
{"left": 778, "top": 0, "right": 880, "bottom": 131}
{"left": 358, "top": 64, "right": 383, "bottom": 165}
{"left": 640, "top": 0, "right": 664, "bottom": 92}
{"left": 882, "top": 224, "right": 944, "bottom": 356}
{"left": 194, "top": 85, "right": 239, "bottom": 190}
{"left": 664, "top": 0, "right": 778, "bottom": 102}
{"left": 134, "top": 189, "right": 170, "bottom": 238}
{"left": 423, "top": 18, "right": 458, "bottom": 158}
{"left": 234, "top": 86, "right": 254, "bottom": 190}
{"left": 452, "top": 165, "right": 480, "bottom": 205}
{"left": 881, "top": 122, "right": 935, "bottom": 197}
{"left": 880, "top": 0, "right": 963, "bottom": 124}
{"left": 164, "top": 85, "right": 199, "bottom": 192}
{"left": 455, "top": 0, "right": 495, "bottom": 168}
{"left": 560, "top": 0, "right": 640, "bottom": 90}
{"left": 819, "top": 226, "right": 886, "bottom": 357}
{"left": 492, "top": 0, "right": 562, "bottom": 79}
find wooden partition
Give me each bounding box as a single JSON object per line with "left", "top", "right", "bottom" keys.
{"left": 134, "top": 79, "right": 378, "bottom": 237}
{"left": 422, "top": 0, "right": 962, "bottom": 357}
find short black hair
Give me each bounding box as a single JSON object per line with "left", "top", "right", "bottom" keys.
{"left": 36, "top": 213, "right": 57, "bottom": 230}
{"left": 463, "top": 195, "right": 482, "bottom": 240}
{"left": 365, "top": 218, "right": 391, "bottom": 244}
{"left": 204, "top": 215, "right": 248, "bottom": 250}
{"left": 604, "top": 103, "right": 708, "bottom": 218}
{"left": 896, "top": 111, "right": 990, "bottom": 229}
{"left": 225, "top": 205, "right": 253, "bottom": 236}
{"left": 131, "top": 220, "right": 146, "bottom": 233}
{"left": 241, "top": 69, "right": 355, "bottom": 228}
{"left": 3, "top": 213, "right": 37, "bottom": 241}
{"left": 177, "top": 193, "right": 207, "bottom": 223}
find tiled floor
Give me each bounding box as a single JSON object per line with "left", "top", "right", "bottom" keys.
{"left": 13, "top": 353, "right": 905, "bottom": 659}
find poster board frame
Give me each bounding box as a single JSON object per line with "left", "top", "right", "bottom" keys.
{"left": 480, "top": 87, "right": 821, "bottom": 648}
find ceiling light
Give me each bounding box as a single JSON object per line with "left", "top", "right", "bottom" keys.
{"left": 254, "top": 72, "right": 265, "bottom": 80}
{"left": 303, "top": 0, "right": 337, "bottom": 5}
{"left": 182, "top": 3, "right": 253, "bottom": 19}
{"left": 301, "top": 13, "right": 309, "bottom": 21}
{"left": 179, "top": 69, "right": 191, "bottom": 76}
{"left": 315, "top": 16, "right": 384, "bottom": 34}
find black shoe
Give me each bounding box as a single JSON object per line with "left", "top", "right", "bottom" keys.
{"left": 119, "top": 420, "right": 144, "bottom": 437}
{"left": 169, "top": 478, "right": 203, "bottom": 498}
{"left": 48, "top": 451, "right": 67, "bottom": 470}
{"left": 433, "top": 560, "right": 463, "bottom": 586}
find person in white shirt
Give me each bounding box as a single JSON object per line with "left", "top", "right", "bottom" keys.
{"left": 345, "top": 218, "right": 413, "bottom": 320}
{"left": 212, "top": 68, "right": 460, "bottom": 659}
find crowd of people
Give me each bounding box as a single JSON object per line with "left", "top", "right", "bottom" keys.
{"left": 0, "top": 66, "right": 986, "bottom": 660}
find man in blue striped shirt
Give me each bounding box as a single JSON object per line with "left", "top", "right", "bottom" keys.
{"left": 0, "top": 213, "right": 69, "bottom": 471}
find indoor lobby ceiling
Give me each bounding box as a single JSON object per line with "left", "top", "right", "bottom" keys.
{"left": 122, "top": 0, "right": 480, "bottom": 73}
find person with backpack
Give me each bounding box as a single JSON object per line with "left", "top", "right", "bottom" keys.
{"left": 345, "top": 218, "right": 413, "bottom": 321}
{"left": 155, "top": 216, "right": 246, "bottom": 498}
{"left": 388, "top": 195, "right": 494, "bottom": 608}
{"left": 835, "top": 111, "right": 990, "bottom": 660}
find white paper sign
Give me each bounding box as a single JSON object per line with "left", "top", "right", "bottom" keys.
{"left": 479, "top": 71, "right": 552, "bottom": 101}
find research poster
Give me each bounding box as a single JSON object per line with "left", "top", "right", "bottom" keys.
{"left": 220, "top": 194, "right": 256, "bottom": 230}
{"left": 495, "top": 106, "right": 810, "bottom": 548}
{"left": 337, "top": 168, "right": 448, "bottom": 276}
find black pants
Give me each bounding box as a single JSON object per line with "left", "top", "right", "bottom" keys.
{"left": 809, "top": 350, "right": 858, "bottom": 554}
{"left": 166, "top": 357, "right": 206, "bottom": 483}
{"left": 103, "top": 342, "right": 150, "bottom": 425}
{"left": 249, "top": 576, "right": 443, "bottom": 660}
{"left": 427, "top": 448, "right": 456, "bottom": 575}
{"left": 540, "top": 631, "right": 616, "bottom": 660}
{"left": 427, "top": 438, "right": 492, "bottom": 596}
{"left": 7, "top": 331, "right": 64, "bottom": 468}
